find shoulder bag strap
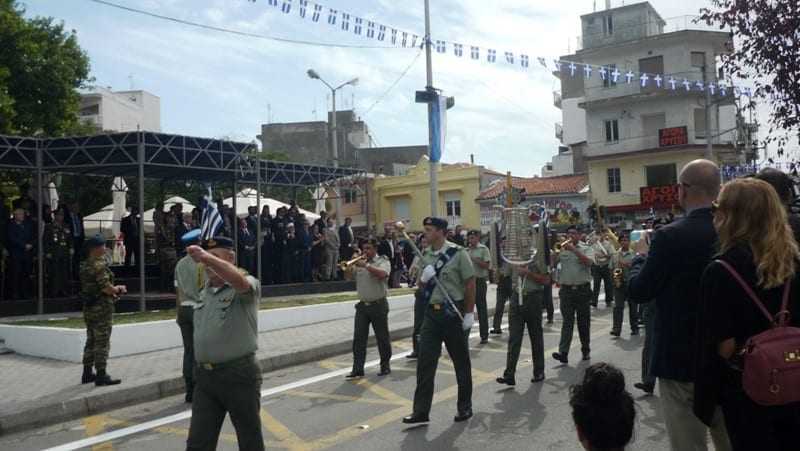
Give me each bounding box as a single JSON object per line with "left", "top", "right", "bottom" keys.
{"left": 777, "top": 277, "right": 793, "bottom": 327}
{"left": 715, "top": 259, "right": 778, "bottom": 326}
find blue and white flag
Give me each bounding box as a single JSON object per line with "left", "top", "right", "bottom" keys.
{"left": 377, "top": 25, "right": 386, "bottom": 41}
{"left": 281, "top": 0, "right": 291, "bottom": 14}
{"left": 471, "top": 46, "right": 480, "bottom": 60}
{"left": 298, "top": 0, "right": 307, "bottom": 18}
{"left": 328, "top": 9, "right": 337, "bottom": 25}
{"left": 487, "top": 49, "right": 496, "bottom": 63}
{"left": 429, "top": 94, "right": 447, "bottom": 163}
{"left": 520, "top": 55, "right": 529, "bottom": 68}
{"left": 311, "top": 4, "right": 322, "bottom": 22}
{"left": 200, "top": 188, "right": 224, "bottom": 241}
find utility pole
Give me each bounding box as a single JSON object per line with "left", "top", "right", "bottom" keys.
{"left": 423, "top": 0, "right": 439, "bottom": 217}
{"left": 703, "top": 65, "right": 713, "bottom": 160}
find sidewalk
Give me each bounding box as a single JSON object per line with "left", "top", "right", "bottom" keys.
{"left": 0, "top": 287, "right": 497, "bottom": 435}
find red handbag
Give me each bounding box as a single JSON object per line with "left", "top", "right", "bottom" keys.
{"left": 716, "top": 260, "right": 800, "bottom": 406}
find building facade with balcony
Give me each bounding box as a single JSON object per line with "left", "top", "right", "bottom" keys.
{"left": 79, "top": 88, "right": 161, "bottom": 132}
{"left": 555, "top": 1, "right": 753, "bottom": 224}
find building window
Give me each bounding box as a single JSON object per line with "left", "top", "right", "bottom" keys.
{"left": 638, "top": 56, "right": 664, "bottom": 93}
{"left": 691, "top": 51, "right": 706, "bottom": 68}
{"left": 694, "top": 108, "right": 707, "bottom": 139}
{"left": 604, "top": 119, "right": 619, "bottom": 143}
{"left": 391, "top": 198, "right": 410, "bottom": 222}
{"left": 607, "top": 167, "right": 621, "bottom": 193}
{"left": 646, "top": 164, "right": 677, "bottom": 187}
{"left": 343, "top": 189, "right": 358, "bottom": 204}
{"left": 603, "top": 15, "right": 613, "bottom": 35}
{"left": 80, "top": 104, "right": 99, "bottom": 116}
{"left": 446, "top": 200, "right": 462, "bottom": 218}
{"left": 603, "top": 64, "right": 617, "bottom": 88}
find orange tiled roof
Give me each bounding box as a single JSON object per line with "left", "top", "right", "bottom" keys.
{"left": 477, "top": 173, "right": 589, "bottom": 200}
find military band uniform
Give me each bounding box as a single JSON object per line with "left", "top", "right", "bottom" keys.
{"left": 502, "top": 260, "right": 547, "bottom": 382}
{"left": 467, "top": 242, "right": 491, "bottom": 340}
{"left": 411, "top": 240, "right": 476, "bottom": 418}
{"left": 187, "top": 271, "right": 264, "bottom": 451}
{"left": 590, "top": 238, "right": 615, "bottom": 307}
{"left": 556, "top": 242, "right": 595, "bottom": 361}
{"left": 44, "top": 221, "right": 73, "bottom": 297}
{"left": 80, "top": 253, "right": 115, "bottom": 376}
{"left": 492, "top": 261, "right": 512, "bottom": 333}
{"left": 611, "top": 248, "right": 639, "bottom": 335}
{"left": 175, "top": 253, "right": 204, "bottom": 402}
{"left": 350, "top": 255, "right": 392, "bottom": 375}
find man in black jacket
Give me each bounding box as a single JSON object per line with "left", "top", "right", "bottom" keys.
{"left": 628, "top": 159, "right": 730, "bottom": 451}
{"left": 339, "top": 217, "right": 355, "bottom": 261}
{"left": 120, "top": 207, "right": 141, "bottom": 267}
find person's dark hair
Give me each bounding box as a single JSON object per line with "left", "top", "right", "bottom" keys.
{"left": 570, "top": 363, "right": 635, "bottom": 451}
{"left": 566, "top": 225, "right": 578, "bottom": 233}
{"left": 754, "top": 167, "right": 795, "bottom": 205}
{"left": 363, "top": 238, "right": 379, "bottom": 249}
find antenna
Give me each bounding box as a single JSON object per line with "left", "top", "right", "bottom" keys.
{"left": 128, "top": 73, "right": 134, "bottom": 90}
{"left": 267, "top": 103, "right": 272, "bottom": 124}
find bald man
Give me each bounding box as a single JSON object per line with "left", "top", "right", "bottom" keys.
{"left": 627, "top": 159, "right": 731, "bottom": 451}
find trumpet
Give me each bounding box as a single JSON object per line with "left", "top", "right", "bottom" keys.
{"left": 553, "top": 239, "right": 572, "bottom": 253}
{"left": 338, "top": 255, "right": 366, "bottom": 272}
{"left": 612, "top": 268, "right": 624, "bottom": 288}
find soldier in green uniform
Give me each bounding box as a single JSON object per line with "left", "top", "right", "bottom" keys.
{"left": 185, "top": 237, "right": 264, "bottom": 451}
{"left": 345, "top": 238, "right": 392, "bottom": 378}
{"left": 552, "top": 225, "right": 595, "bottom": 364}
{"left": 403, "top": 217, "right": 476, "bottom": 424}
{"left": 496, "top": 253, "right": 551, "bottom": 386}
{"left": 44, "top": 209, "right": 73, "bottom": 298}
{"left": 610, "top": 234, "right": 638, "bottom": 336}
{"left": 174, "top": 230, "right": 204, "bottom": 403}
{"left": 80, "top": 235, "right": 126, "bottom": 386}
{"left": 466, "top": 230, "right": 491, "bottom": 343}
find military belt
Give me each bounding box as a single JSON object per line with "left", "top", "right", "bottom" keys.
{"left": 360, "top": 297, "right": 386, "bottom": 306}
{"left": 429, "top": 299, "right": 463, "bottom": 310}
{"left": 561, "top": 283, "right": 590, "bottom": 290}
{"left": 198, "top": 353, "right": 254, "bottom": 371}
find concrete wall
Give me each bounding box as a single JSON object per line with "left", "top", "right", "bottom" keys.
{"left": 79, "top": 89, "right": 161, "bottom": 132}
{"left": 357, "top": 146, "right": 428, "bottom": 175}
{"left": 580, "top": 2, "right": 664, "bottom": 50}
{"left": 562, "top": 97, "right": 587, "bottom": 145}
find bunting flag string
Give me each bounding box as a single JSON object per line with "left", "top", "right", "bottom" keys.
{"left": 250, "top": 0, "right": 754, "bottom": 98}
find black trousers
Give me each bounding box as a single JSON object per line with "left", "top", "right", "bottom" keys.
{"left": 413, "top": 302, "right": 472, "bottom": 416}
{"left": 558, "top": 284, "right": 592, "bottom": 357}
{"left": 123, "top": 240, "right": 140, "bottom": 266}
{"left": 177, "top": 306, "right": 195, "bottom": 393}
{"left": 543, "top": 285, "right": 554, "bottom": 322}
{"left": 591, "top": 264, "right": 614, "bottom": 306}
{"left": 492, "top": 275, "right": 512, "bottom": 331}
{"left": 187, "top": 355, "right": 264, "bottom": 451}
{"left": 352, "top": 299, "right": 392, "bottom": 372}
{"left": 504, "top": 291, "right": 545, "bottom": 378}
{"left": 475, "top": 278, "right": 489, "bottom": 339}
{"left": 72, "top": 236, "right": 84, "bottom": 280}
{"left": 9, "top": 252, "right": 33, "bottom": 299}
{"left": 412, "top": 289, "right": 425, "bottom": 354}
{"left": 641, "top": 302, "right": 657, "bottom": 386}
{"left": 612, "top": 284, "right": 639, "bottom": 334}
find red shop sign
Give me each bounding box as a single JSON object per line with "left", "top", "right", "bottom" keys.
{"left": 659, "top": 126, "right": 688, "bottom": 147}
{"left": 640, "top": 185, "right": 679, "bottom": 206}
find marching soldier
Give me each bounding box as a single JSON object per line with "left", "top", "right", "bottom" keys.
{"left": 590, "top": 226, "right": 616, "bottom": 307}
{"left": 496, "top": 256, "right": 551, "bottom": 386}
{"left": 186, "top": 237, "right": 264, "bottom": 451}
{"left": 552, "top": 225, "right": 595, "bottom": 364}
{"left": 80, "top": 235, "right": 126, "bottom": 386}
{"left": 174, "top": 230, "right": 204, "bottom": 403}
{"left": 345, "top": 239, "right": 392, "bottom": 378}
{"left": 610, "top": 234, "right": 639, "bottom": 337}
{"left": 403, "top": 217, "right": 476, "bottom": 424}
{"left": 466, "top": 230, "right": 491, "bottom": 343}
{"left": 44, "top": 209, "right": 73, "bottom": 298}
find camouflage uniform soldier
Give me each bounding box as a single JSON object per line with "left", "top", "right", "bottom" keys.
{"left": 80, "top": 235, "right": 126, "bottom": 386}
{"left": 43, "top": 209, "right": 73, "bottom": 298}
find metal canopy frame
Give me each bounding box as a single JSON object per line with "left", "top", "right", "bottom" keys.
{"left": 0, "top": 132, "right": 367, "bottom": 313}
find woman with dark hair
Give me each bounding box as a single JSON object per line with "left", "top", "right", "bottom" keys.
{"left": 694, "top": 178, "right": 800, "bottom": 450}
{"left": 570, "top": 363, "right": 635, "bottom": 451}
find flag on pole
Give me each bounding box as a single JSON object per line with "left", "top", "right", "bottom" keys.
{"left": 429, "top": 94, "right": 447, "bottom": 163}
{"left": 200, "top": 188, "right": 224, "bottom": 241}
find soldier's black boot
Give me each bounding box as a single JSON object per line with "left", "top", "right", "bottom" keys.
{"left": 95, "top": 370, "right": 122, "bottom": 386}
{"left": 81, "top": 366, "right": 96, "bottom": 384}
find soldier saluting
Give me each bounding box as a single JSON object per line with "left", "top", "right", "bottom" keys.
{"left": 403, "top": 217, "right": 476, "bottom": 424}
{"left": 80, "top": 235, "right": 126, "bottom": 386}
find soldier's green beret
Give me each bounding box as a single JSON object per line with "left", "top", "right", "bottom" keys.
{"left": 423, "top": 217, "right": 448, "bottom": 230}
{"left": 86, "top": 235, "right": 105, "bottom": 248}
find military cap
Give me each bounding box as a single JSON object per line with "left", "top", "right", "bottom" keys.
{"left": 422, "top": 216, "right": 448, "bottom": 230}
{"left": 181, "top": 229, "right": 202, "bottom": 245}
{"left": 467, "top": 229, "right": 481, "bottom": 237}
{"left": 202, "top": 236, "right": 234, "bottom": 250}
{"left": 86, "top": 235, "right": 106, "bottom": 248}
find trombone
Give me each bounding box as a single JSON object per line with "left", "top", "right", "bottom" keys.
{"left": 339, "top": 255, "right": 366, "bottom": 272}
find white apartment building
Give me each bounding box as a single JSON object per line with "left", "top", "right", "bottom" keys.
{"left": 79, "top": 87, "right": 161, "bottom": 132}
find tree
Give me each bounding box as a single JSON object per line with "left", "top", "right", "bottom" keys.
{"left": 0, "top": 0, "right": 92, "bottom": 136}
{"left": 700, "top": 1, "right": 800, "bottom": 156}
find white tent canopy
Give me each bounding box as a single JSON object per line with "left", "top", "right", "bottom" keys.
{"left": 84, "top": 195, "right": 195, "bottom": 238}
{"left": 223, "top": 188, "right": 320, "bottom": 221}
{"left": 143, "top": 196, "right": 196, "bottom": 226}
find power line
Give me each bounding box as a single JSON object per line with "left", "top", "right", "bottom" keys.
{"left": 360, "top": 48, "right": 423, "bottom": 117}
{"left": 88, "top": 0, "right": 409, "bottom": 50}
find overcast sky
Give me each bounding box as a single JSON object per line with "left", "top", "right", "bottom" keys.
{"left": 21, "top": 0, "right": 783, "bottom": 175}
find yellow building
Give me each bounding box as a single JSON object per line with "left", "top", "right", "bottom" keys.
{"left": 373, "top": 156, "right": 504, "bottom": 231}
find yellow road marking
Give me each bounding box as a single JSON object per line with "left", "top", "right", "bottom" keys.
{"left": 285, "top": 390, "right": 401, "bottom": 406}
{"left": 318, "top": 360, "right": 348, "bottom": 370}
{"left": 261, "top": 408, "right": 309, "bottom": 451}
{"left": 390, "top": 365, "right": 457, "bottom": 376}
{"left": 351, "top": 378, "right": 412, "bottom": 407}
{"left": 100, "top": 415, "right": 276, "bottom": 446}
{"left": 83, "top": 415, "right": 113, "bottom": 451}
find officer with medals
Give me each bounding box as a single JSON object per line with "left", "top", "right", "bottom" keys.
{"left": 403, "top": 217, "right": 476, "bottom": 424}
{"left": 174, "top": 229, "right": 204, "bottom": 403}
{"left": 80, "top": 235, "right": 126, "bottom": 386}
{"left": 44, "top": 209, "right": 73, "bottom": 298}
{"left": 344, "top": 238, "right": 392, "bottom": 378}
{"left": 185, "top": 236, "right": 264, "bottom": 451}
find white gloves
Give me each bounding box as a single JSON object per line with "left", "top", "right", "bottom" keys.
{"left": 420, "top": 265, "right": 436, "bottom": 283}
{"left": 462, "top": 312, "right": 474, "bottom": 331}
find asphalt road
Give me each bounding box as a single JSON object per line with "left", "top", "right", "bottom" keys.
{"left": 0, "top": 306, "right": 670, "bottom": 451}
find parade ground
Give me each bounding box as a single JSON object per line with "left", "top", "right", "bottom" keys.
{"left": 0, "top": 291, "right": 671, "bottom": 450}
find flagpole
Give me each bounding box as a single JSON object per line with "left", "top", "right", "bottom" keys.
{"left": 424, "top": 0, "right": 438, "bottom": 217}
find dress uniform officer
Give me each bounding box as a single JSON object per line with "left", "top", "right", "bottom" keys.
{"left": 80, "top": 235, "right": 126, "bottom": 386}
{"left": 44, "top": 209, "right": 73, "bottom": 298}
{"left": 186, "top": 237, "right": 264, "bottom": 451}
{"left": 466, "top": 230, "right": 492, "bottom": 343}
{"left": 403, "top": 217, "right": 476, "bottom": 424}
{"left": 610, "top": 234, "right": 638, "bottom": 337}
{"left": 174, "top": 229, "right": 204, "bottom": 403}
{"left": 552, "top": 225, "right": 595, "bottom": 364}
{"left": 345, "top": 238, "right": 392, "bottom": 378}
{"left": 496, "top": 257, "right": 551, "bottom": 386}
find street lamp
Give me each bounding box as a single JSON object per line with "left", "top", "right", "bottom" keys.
{"left": 307, "top": 69, "right": 359, "bottom": 227}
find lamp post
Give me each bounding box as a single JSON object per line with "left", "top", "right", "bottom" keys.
{"left": 307, "top": 69, "right": 358, "bottom": 227}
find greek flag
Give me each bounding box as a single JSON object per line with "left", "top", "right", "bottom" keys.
{"left": 200, "top": 188, "right": 223, "bottom": 241}
{"left": 429, "top": 94, "right": 447, "bottom": 163}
